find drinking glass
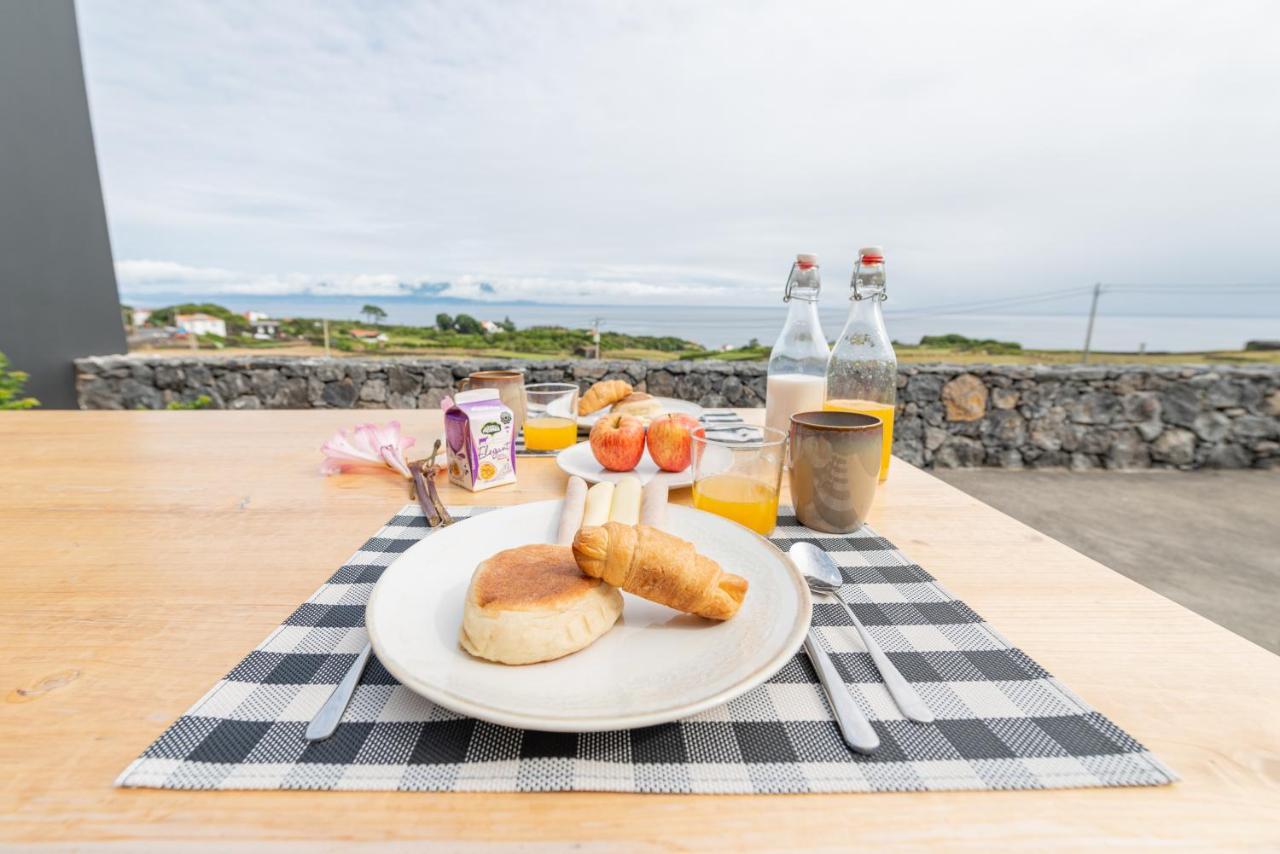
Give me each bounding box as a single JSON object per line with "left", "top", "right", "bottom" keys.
{"left": 789, "top": 411, "right": 882, "bottom": 533}
{"left": 459, "top": 370, "right": 526, "bottom": 434}
{"left": 690, "top": 425, "right": 787, "bottom": 536}
{"left": 523, "top": 383, "right": 580, "bottom": 452}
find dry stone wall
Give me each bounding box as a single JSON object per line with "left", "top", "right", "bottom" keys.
{"left": 74, "top": 355, "right": 1280, "bottom": 470}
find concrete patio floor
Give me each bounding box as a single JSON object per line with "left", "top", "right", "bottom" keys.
{"left": 932, "top": 469, "right": 1280, "bottom": 654}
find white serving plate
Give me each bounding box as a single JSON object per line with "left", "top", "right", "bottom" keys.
{"left": 576, "top": 397, "right": 704, "bottom": 430}
{"left": 555, "top": 440, "right": 710, "bottom": 488}
{"left": 365, "top": 501, "right": 811, "bottom": 732}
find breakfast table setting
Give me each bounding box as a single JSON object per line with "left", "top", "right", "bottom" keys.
{"left": 2, "top": 393, "right": 1279, "bottom": 849}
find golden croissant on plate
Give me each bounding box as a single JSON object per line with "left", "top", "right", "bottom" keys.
{"left": 578, "top": 379, "right": 633, "bottom": 415}
{"left": 572, "top": 522, "right": 748, "bottom": 620}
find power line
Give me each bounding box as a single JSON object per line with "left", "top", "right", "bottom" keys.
{"left": 887, "top": 286, "right": 1094, "bottom": 320}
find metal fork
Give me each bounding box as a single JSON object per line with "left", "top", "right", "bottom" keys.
{"left": 305, "top": 442, "right": 452, "bottom": 742}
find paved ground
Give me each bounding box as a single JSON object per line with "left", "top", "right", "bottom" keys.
{"left": 932, "top": 469, "right": 1280, "bottom": 654}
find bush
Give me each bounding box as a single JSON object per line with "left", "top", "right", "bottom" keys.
{"left": 166, "top": 394, "right": 212, "bottom": 410}
{"left": 0, "top": 351, "right": 39, "bottom": 409}
{"left": 918, "top": 333, "right": 1022, "bottom": 355}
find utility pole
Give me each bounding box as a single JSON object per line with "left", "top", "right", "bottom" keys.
{"left": 591, "top": 317, "right": 603, "bottom": 360}
{"left": 322, "top": 318, "right": 331, "bottom": 357}
{"left": 1081, "top": 282, "right": 1102, "bottom": 364}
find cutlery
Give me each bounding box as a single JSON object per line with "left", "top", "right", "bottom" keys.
{"left": 803, "top": 629, "right": 880, "bottom": 754}
{"left": 306, "top": 447, "right": 453, "bottom": 743}
{"left": 790, "top": 541, "right": 935, "bottom": 725}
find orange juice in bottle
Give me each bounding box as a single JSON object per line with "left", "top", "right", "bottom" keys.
{"left": 825, "top": 247, "right": 897, "bottom": 482}
{"left": 823, "top": 399, "right": 895, "bottom": 482}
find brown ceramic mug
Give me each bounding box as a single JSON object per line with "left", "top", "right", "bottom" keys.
{"left": 788, "top": 411, "right": 882, "bottom": 534}
{"left": 459, "top": 370, "right": 526, "bottom": 433}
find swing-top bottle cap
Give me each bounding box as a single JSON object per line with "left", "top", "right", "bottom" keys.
{"left": 858, "top": 247, "right": 885, "bottom": 264}
{"left": 796, "top": 253, "right": 818, "bottom": 268}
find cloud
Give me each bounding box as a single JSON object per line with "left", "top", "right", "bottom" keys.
{"left": 114, "top": 259, "right": 763, "bottom": 304}
{"left": 81, "top": 1, "right": 1280, "bottom": 315}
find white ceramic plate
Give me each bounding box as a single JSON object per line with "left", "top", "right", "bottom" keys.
{"left": 365, "top": 501, "right": 811, "bottom": 732}
{"left": 556, "top": 440, "right": 709, "bottom": 488}
{"left": 576, "top": 397, "right": 704, "bottom": 430}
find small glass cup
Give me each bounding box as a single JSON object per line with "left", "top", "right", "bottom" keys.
{"left": 788, "top": 411, "right": 882, "bottom": 533}
{"left": 690, "top": 425, "right": 787, "bottom": 536}
{"left": 523, "top": 383, "right": 580, "bottom": 452}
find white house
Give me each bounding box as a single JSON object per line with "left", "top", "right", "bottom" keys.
{"left": 250, "top": 319, "right": 280, "bottom": 339}
{"left": 349, "top": 328, "right": 389, "bottom": 344}
{"left": 131, "top": 308, "right": 153, "bottom": 328}
{"left": 480, "top": 319, "right": 501, "bottom": 334}
{"left": 174, "top": 313, "right": 227, "bottom": 338}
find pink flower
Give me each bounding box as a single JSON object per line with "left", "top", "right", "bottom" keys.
{"left": 320, "top": 421, "right": 417, "bottom": 478}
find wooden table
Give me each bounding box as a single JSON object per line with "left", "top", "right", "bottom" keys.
{"left": 2, "top": 410, "right": 1278, "bottom": 850}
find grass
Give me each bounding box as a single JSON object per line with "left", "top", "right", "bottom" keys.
{"left": 894, "top": 346, "right": 1280, "bottom": 365}
{"left": 130, "top": 340, "right": 1280, "bottom": 365}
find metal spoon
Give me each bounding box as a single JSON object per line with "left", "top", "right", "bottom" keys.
{"left": 790, "top": 541, "right": 935, "bottom": 724}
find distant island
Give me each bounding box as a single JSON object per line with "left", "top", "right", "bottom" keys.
{"left": 121, "top": 302, "right": 1280, "bottom": 366}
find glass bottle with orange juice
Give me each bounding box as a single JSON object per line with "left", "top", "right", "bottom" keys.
{"left": 824, "top": 247, "right": 896, "bottom": 482}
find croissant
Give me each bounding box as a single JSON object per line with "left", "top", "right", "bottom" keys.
{"left": 578, "top": 380, "right": 633, "bottom": 415}
{"left": 572, "top": 522, "right": 748, "bottom": 620}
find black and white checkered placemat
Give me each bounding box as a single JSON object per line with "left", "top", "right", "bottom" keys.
{"left": 117, "top": 505, "right": 1175, "bottom": 793}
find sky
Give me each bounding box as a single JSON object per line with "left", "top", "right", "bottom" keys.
{"left": 77, "top": 0, "right": 1280, "bottom": 314}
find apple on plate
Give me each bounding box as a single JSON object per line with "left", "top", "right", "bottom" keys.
{"left": 589, "top": 413, "right": 646, "bottom": 472}
{"left": 646, "top": 413, "right": 700, "bottom": 472}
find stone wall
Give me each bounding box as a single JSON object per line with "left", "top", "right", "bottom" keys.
{"left": 74, "top": 355, "right": 1280, "bottom": 470}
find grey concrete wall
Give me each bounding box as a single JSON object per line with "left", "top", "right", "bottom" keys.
{"left": 0, "top": 0, "right": 126, "bottom": 408}
{"left": 74, "top": 356, "right": 1280, "bottom": 470}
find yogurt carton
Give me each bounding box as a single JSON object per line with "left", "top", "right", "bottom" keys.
{"left": 444, "top": 389, "right": 517, "bottom": 492}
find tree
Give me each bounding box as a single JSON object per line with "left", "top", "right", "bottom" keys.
{"left": 0, "top": 351, "right": 39, "bottom": 410}
{"left": 436, "top": 312, "right": 454, "bottom": 331}
{"left": 360, "top": 304, "right": 387, "bottom": 324}
{"left": 453, "top": 313, "right": 484, "bottom": 335}
{"left": 499, "top": 316, "right": 517, "bottom": 333}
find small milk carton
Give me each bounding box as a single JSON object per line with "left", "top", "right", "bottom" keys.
{"left": 444, "top": 389, "right": 517, "bottom": 492}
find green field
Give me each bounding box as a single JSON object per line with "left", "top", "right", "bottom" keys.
{"left": 127, "top": 303, "right": 1279, "bottom": 365}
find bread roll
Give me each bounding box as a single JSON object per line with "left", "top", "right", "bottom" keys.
{"left": 573, "top": 523, "right": 748, "bottom": 620}
{"left": 610, "top": 392, "right": 664, "bottom": 419}
{"left": 460, "top": 544, "right": 622, "bottom": 665}
{"left": 578, "top": 380, "right": 632, "bottom": 415}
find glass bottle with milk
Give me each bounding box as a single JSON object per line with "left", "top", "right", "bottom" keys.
{"left": 765, "top": 254, "right": 829, "bottom": 438}
{"left": 825, "top": 246, "right": 897, "bottom": 481}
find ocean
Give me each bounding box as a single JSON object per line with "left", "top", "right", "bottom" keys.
{"left": 125, "top": 294, "right": 1278, "bottom": 353}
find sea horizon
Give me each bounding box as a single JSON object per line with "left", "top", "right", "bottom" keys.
{"left": 121, "top": 293, "right": 1279, "bottom": 353}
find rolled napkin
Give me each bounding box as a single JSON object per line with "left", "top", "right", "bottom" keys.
{"left": 572, "top": 522, "right": 748, "bottom": 620}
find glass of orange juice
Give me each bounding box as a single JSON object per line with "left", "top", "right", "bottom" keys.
{"left": 690, "top": 425, "right": 787, "bottom": 536}
{"left": 522, "top": 383, "right": 580, "bottom": 452}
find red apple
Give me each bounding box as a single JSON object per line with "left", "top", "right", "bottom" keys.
{"left": 646, "top": 413, "right": 699, "bottom": 472}
{"left": 590, "top": 413, "right": 646, "bottom": 471}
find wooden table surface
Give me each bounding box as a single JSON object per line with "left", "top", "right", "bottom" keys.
{"left": 2, "top": 410, "right": 1278, "bottom": 851}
